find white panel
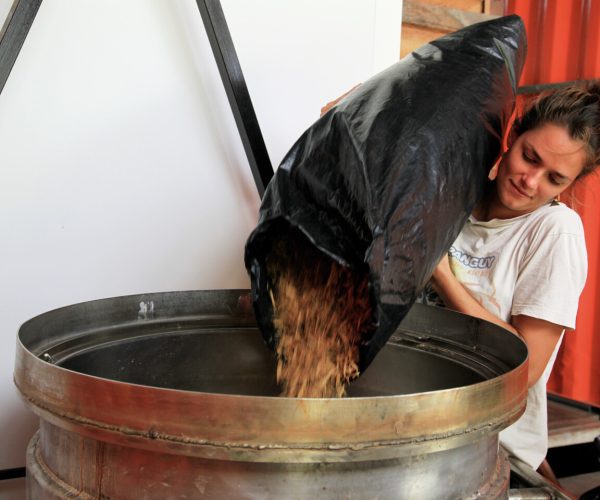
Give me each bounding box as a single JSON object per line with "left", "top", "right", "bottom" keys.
{"left": 221, "top": 0, "right": 402, "bottom": 167}
{"left": 374, "top": 0, "right": 403, "bottom": 72}
{"left": 0, "top": 0, "right": 401, "bottom": 473}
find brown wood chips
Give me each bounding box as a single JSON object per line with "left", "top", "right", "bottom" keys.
{"left": 267, "top": 239, "right": 372, "bottom": 398}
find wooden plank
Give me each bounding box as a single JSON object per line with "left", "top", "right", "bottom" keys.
{"left": 400, "top": 24, "right": 448, "bottom": 58}
{"left": 416, "top": 0, "right": 483, "bottom": 13}
{"left": 560, "top": 472, "right": 600, "bottom": 499}
{"left": 483, "top": 0, "right": 506, "bottom": 15}
{"left": 547, "top": 400, "right": 600, "bottom": 448}
{"left": 403, "top": 0, "right": 499, "bottom": 32}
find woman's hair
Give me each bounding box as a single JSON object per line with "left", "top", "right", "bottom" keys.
{"left": 512, "top": 80, "right": 600, "bottom": 178}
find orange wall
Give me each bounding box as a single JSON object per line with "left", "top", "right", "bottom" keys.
{"left": 507, "top": 0, "right": 600, "bottom": 405}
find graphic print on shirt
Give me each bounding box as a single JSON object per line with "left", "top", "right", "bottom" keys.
{"left": 448, "top": 246, "right": 503, "bottom": 317}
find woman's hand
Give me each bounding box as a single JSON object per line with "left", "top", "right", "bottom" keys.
{"left": 320, "top": 84, "right": 361, "bottom": 116}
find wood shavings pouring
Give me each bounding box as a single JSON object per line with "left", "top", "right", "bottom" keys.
{"left": 266, "top": 237, "right": 373, "bottom": 398}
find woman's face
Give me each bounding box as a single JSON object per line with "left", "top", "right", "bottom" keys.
{"left": 490, "top": 123, "right": 588, "bottom": 219}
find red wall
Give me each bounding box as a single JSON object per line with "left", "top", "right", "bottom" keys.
{"left": 507, "top": 0, "right": 600, "bottom": 405}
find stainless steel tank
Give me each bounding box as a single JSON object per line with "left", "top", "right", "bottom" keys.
{"left": 14, "top": 289, "right": 528, "bottom": 499}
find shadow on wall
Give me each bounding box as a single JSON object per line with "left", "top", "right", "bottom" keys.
{"left": 0, "top": 477, "right": 26, "bottom": 500}
{"left": 0, "top": 389, "right": 38, "bottom": 487}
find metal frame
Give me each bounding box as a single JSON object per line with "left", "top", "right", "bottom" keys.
{"left": 0, "top": 0, "right": 42, "bottom": 95}
{"left": 195, "top": 0, "right": 273, "bottom": 197}
{"left": 517, "top": 79, "right": 593, "bottom": 95}
{"left": 0, "top": 0, "right": 273, "bottom": 198}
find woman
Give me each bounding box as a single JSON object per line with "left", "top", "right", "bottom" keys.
{"left": 429, "top": 82, "right": 600, "bottom": 473}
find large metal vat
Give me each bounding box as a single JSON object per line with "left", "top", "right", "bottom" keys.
{"left": 14, "top": 289, "right": 528, "bottom": 499}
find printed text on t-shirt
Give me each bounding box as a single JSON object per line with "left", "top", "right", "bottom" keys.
{"left": 449, "top": 246, "right": 496, "bottom": 269}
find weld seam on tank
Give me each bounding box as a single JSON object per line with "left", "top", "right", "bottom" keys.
{"left": 28, "top": 433, "right": 91, "bottom": 499}
{"left": 18, "top": 388, "right": 525, "bottom": 453}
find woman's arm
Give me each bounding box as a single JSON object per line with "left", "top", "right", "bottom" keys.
{"left": 431, "top": 255, "right": 564, "bottom": 388}
{"left": 430, "top": 255, "right": 517, "bottom": 333}
{"left": 512, "top": 315, "right": 564, "bottom": 388}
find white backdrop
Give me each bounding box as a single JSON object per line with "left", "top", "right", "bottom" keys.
{"left": 0, "top": 0, "right": 401, "bottom": 492}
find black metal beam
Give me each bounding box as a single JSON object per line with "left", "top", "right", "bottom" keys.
{"left": 517, "top": 79, "right": 592, "bottom": 95}
{"left": 0, "top": 467, "right": 26, "bottom": 480}
{"left": 195, "top": 0, "right": 274, "bottom": 198}
{"left": 0, "top": 0, "right": 43, "bottom": 95}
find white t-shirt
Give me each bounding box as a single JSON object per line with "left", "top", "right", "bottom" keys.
{"left": 449, "top": 201, "right": 587, "bottom": 470}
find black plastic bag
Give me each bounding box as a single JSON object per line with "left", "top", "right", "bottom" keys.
{"left": 245, "top": 15, "right": 527, "bottom": 373}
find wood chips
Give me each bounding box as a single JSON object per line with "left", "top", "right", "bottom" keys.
{"left": 267, "top": 239, "right": 372, "bottom": 398}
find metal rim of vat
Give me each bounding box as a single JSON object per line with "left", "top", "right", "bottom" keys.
{"left": 13, "top": 289, "right": 528, "bottom": 463}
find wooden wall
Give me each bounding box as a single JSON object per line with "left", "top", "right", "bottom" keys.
{"left": 401, "top": 0, "right": 504, "bottom": 58}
